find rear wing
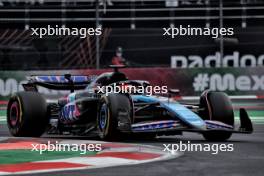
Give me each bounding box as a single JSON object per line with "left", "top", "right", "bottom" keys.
{"left": 22, "top": 74, "right": 91, "bottom": 92}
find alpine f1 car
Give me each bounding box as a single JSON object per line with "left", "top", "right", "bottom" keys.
{"left": 7, "top": 66, "right": 253, "bottom": 141}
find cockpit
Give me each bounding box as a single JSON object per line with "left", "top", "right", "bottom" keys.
{"left": 88, "top": 72, "right": 128, "bottom": 88}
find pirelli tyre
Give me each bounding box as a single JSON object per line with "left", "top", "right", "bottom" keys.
{"left": 7, "top": 91, "right": 48, "bottom": 137}
{"left": 97, "top": 94, "right": 132, "bottom": 140}
{"left": 199, "top": 90, "right": 234, "bottom": 141}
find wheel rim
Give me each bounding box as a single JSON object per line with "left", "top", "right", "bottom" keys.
{"left": 9, "top": 102, "right": 19, "bottom": 127}
{"left": 99, "top": 103, "right": 108, "bottom": 130}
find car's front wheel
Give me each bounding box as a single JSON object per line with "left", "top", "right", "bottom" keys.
{"left": 97, "top": 94, "right": 132, "bottom": 140}
{"left": 199, "top": 90, "right": 234, "bottom": 141}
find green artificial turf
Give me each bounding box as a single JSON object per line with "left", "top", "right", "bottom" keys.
{"left": 0, "top": 149, "right": 97, "bottom": 165}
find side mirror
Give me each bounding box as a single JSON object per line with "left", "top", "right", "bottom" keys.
{"left": 167, "top": 89, "right": 180, "bottom": 103}
{"left": 168, "top": 89, "right": 180, "bottom": 95}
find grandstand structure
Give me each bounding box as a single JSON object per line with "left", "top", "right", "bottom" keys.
{"left": 0, "top": 0, "right": 263, "bottom": 69}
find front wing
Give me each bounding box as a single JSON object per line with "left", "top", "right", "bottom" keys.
{"left": 130, "top": 108, "right": 253, "bottom": 134}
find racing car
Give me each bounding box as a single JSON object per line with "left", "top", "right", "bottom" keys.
{"left": 6, "top": 66, "right": 253, "bottom": 141}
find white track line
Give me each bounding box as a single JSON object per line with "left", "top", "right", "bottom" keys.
{"left": 177, "top": 95, "right": 263, "bottom": 100}
{"left": 0, "top": 116, "right": 5, "bottom": 122}
{"left": 37, "top": 157, "right": 136, "bottom": 166}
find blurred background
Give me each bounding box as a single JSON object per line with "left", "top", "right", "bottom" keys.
{"left": 0, "top": 0, "right": 263, "bottom": 123}
{"left": 0, "top": 0, "right": 263, "bottom": 69}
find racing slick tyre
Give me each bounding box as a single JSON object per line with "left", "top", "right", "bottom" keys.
{"left": 97, "top": 94, "right": 132, "bottom": 141}
{"left": 199, "top": 90, "right": 234, "bottom": 141}
{"left": 7, "top": 91, "right": 48, "bottom": 137}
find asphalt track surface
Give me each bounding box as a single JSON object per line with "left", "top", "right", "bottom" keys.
{"left": 0, "top": 123, "right": 264, "bottom": 176}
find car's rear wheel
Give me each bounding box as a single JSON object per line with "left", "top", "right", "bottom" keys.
{"left": 199, "top": 90, "right": 234, "bottom": 141}
{"left": 97, "top": 94, "right": 132, "bottom": 140}
{"left": 7, "top": 91, "right": 48, "bottom": 137}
